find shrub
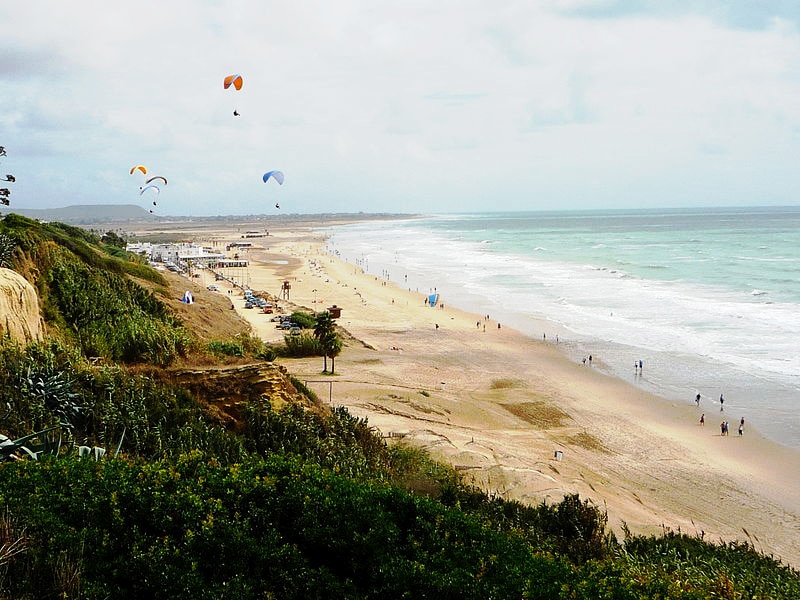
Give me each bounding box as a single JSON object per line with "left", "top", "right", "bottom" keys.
{"left": 206, "top": 340, "right": 244, "bottom": 357}
{"left": 255, "top": 346, "right": 277, "bottom": 362}
{"left": 290, "top": 311, "right": 316, "bottom": 329}
{"left": 281, "top": 331, "right": 321, "bottom": 357}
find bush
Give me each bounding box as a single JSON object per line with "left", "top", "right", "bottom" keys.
{"left": 206, "top": 340, "right": 244, "bottom": 357}
{"left": 255, "top": 346, "right": 277, "bottom": 361}
{"left": 0, "top": 454, "right": 574, "bottom": 599}
{"left": 290, "top": 311, "right": 316, "bottom": 329}
{"left": 281, "top": 332, "right": 321, "bottom": 357}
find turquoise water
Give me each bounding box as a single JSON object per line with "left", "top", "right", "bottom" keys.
{"left": 324, "top": 207, "right": 800, "bottom": 449}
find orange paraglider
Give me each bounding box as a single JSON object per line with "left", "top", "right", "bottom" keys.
{"left": 223, "top": 74, "right": 243, "bottom": 90}
{"left": 129, "top": 165, "right": 147, "bottom": 175}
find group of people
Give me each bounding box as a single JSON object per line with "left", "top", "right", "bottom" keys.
{"left": 716, "top": 417, "right": 745, "bottom": 436}
{"left": 699, "top": 413, "right": 745, "bottom": 436}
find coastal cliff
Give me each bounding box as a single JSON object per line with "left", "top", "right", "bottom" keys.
{"left": 0, "top": 267, "right": 43, "bottom": 344}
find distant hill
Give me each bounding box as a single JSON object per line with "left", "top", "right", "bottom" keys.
{"left": 4, "top": 204, "right": 159, "bottom": 224}
{"left": 1, "top": 204, "right": 418, "bottom": 227}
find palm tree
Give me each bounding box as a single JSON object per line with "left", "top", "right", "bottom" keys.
{"left": 313, "top": 312, "right": 335, "bottom": 373}
{"left": 324, "top": 334, "right": 343, "bottom": 374}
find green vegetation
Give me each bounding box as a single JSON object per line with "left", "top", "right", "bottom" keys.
{"left": 289, "top": 310, "right": 316, "bottom": 329}
{"left": 0, "top": 214, "right": 797, "bottom": 598}
{"left": 313, "top": 310, "right": 342, "bottom": 373}
{"left": 207, "top": 339, "right": 245, "bottom": 357}
{"left": 0, "top": 214, "right": 188, "bottom": 365}
{"left": 281, "top": 330, "right": 322, "bottom": 357}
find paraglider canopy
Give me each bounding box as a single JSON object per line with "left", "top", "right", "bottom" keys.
{"left": 140, "top": 184, "right": 160, "bottom": 206}
{"left": 145, "top": 176, "right": 168, "bottom": 185}
{"left": 223, "top": 74, "right": 243, "bottom": 90}
{"left": 262, "top": 170, "right": 285, "bottom": 185}
{"left": 130, "top": 165, "right": 147, "bottom": 175}
{"left": 140, "top": 184, "right": 160, "bottom": 196}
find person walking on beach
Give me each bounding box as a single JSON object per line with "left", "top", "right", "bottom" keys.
{"left": 719, "top": 393, "right": 724, "bottom": 411}
{"left": 738, "top": 421, "right": 744, "bottom": 436}
{"left": 700, "top": 413, "right": 705, "bottom": 426}
{"left": 720, "top": 421, "right": 725, "bottom": 436}
{"left": 695, "top": 392, "right": 701, "bottom": 406}
{"left": 588, "top": 354, "right": 592, "bottom": 365}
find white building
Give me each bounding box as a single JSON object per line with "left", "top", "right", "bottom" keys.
{"left": 126, "top": 242, "right": 227, "bottom": 265}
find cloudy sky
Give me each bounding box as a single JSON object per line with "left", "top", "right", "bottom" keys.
{"left": 1, "top": 1, "right": 799, "bottom": 216}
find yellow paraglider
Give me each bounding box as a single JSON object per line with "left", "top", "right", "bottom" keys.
{"left": 129, "top": 165, "right": 147, "bottom": 175}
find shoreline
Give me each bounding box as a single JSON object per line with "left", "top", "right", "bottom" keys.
{"left": 177, "top": 223, "right": 800, "bottom": 567}
{"left": 323, "top": 216, "right": 800, "bottom": 451}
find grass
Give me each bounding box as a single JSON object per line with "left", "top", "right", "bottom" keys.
{"left": 500, "top": 401, "right": 572, "bottom": 429}
{"left": 489, "top": 378, "right": 525, "bottom": 389}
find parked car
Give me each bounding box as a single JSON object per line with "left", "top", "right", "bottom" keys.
{"left": 288, "top": 326, "right": 301, "bottom": 334}
{"left": 244, "top": 301, "right": 254, "bottom": 309}
{"left": 207, "top": 284, "right": 219, "bottom": 291}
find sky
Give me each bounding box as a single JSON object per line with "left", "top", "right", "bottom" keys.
{"left": 1, "top": 1, "right": 799, "bottom": 216}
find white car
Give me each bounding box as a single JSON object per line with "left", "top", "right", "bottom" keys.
{"left": 207, "top": 284, "right": 219, "bottom": 291}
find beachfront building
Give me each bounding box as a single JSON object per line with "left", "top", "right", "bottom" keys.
{"left": 127, "top": 242, "right": 227, "bottom": 270}
{"left": 126, "top": 242, "right": 250, "bottom": 285}
{"left": 127, "top": 242, "right": 224, "bottom": 263}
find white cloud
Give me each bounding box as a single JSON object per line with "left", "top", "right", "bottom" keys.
{"left": 1, "top": 0, "right": 798, "bottom": 215}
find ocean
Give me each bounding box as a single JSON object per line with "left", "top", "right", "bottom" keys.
{"left": 322, "top": 206, "right": 800, "bottom": 450}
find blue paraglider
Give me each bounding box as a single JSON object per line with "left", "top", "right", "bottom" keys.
{"left": 262, "top": 170, "right": 285, "bottom": 185}
{"left": 140, "top": 184, "right": 160, "bottom": 196}
{"left": 139, "top": 184, "right": 160, "bottom": 207}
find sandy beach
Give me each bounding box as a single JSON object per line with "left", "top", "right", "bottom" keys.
{"left": 171, "top": 222, "right": 800, "bottom": 567}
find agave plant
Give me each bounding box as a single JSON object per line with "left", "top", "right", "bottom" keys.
{"left": 0, "top": 426, "right": 59, "bottom": 461}
{"left": 22, "top": 367, "right": 83, "bottom": 433}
